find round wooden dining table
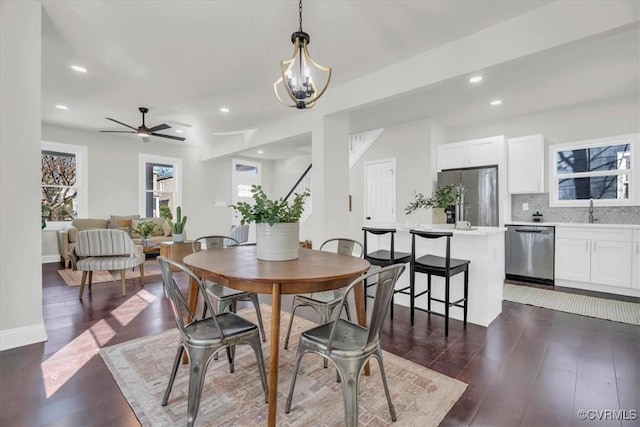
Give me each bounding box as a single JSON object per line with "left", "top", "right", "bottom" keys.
{"left": 183, "top": 245, "right": 371, "bottom": 427}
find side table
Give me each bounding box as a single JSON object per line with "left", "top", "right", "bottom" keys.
{"left": 160, "top": 241, "right": 201, "bottom": 271}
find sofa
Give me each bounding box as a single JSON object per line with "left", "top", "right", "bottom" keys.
{"left": 57, "top": 215, "right": 174, "bottom": 268}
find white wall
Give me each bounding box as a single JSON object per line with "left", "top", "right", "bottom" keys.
{"left": 0, "top": 1, "right": 47, "bottom": 350}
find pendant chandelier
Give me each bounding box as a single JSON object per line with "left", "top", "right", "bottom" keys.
{"left": 273, "top": 0, "right": 332, "bottom": 109}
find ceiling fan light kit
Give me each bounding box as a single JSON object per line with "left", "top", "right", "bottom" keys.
{"left": 99, "top": 107, "right": 186, "bottom": 142}
{"left": 273, "top": 0, "right": 331, "bottom": 109}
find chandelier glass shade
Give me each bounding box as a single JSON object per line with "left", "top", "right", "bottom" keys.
{"left": 273, "top": 1, "right": 331, "bottom": 109}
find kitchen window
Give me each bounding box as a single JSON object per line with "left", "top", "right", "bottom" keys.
{"left": 549, "top": 134, "right": 638, "bottom": 207}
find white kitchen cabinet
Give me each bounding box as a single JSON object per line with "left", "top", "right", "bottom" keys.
{"left": 633, "top": 230, "right": 640, "bottom": 289}
{"left": 508, "top": 134, "right": 546, "bottom": 194}
{"left": 437, "top": 136, "right": 505, "bottom": 171}
{"left": 555, "top": 227, "right": 632, "bottom": 289}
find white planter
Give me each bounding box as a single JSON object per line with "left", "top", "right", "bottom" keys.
{"left": 173, "top": 233, "right": 184, "bottom": 243}
{"left": 256, "top": 223, "right": 299, "bottom": 261}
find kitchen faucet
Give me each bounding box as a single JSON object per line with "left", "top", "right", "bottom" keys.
{"left": 588, "top": 198, "right": 598, "bottom": 223}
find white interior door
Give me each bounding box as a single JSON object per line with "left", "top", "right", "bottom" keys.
{"left": 364, "top": 158, "right": 396, "bottom": 225}
{"left": 231, "top": 159, "right": 261, "bottom": 241}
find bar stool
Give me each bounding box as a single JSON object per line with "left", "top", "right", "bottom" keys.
{"left": 362, "top": 227, "right": 410, "bottom": 319}
{"left": 409, "top": 230, "right": 470, "bottom": 336}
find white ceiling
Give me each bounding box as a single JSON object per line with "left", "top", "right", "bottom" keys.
{"left": 41, "top": 1, "right": 639, "bottom": 159}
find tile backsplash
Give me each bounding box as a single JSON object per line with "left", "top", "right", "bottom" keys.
{"left": 511, "top": 193, "right": 640, "bottom": 224}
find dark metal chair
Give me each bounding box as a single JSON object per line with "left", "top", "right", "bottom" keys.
{"left": 157, "top": 257, "right": 268, "bottom": 427}
{"left": 409, "top": 230, "right": 470, "bottom": 336}
{"left": 362, "top": 227, "right": 410, "bottom": 318}
{"left": 192, "top": 235, "right": 266, "bottom": 342}
{"left": 283, "top": 238, "right": 364, "bottom": 363}
{"left": 285, "top": 264, "right": 406, "bottom": 427}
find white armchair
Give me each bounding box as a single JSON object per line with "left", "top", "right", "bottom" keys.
{"left": 71, "top": 229, "right": 145, "bottom": 299}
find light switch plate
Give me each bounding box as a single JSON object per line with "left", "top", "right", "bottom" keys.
{"left": 522, "top": 202, "right": 529, "bottom": 211}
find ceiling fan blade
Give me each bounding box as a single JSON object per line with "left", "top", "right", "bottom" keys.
{"left": 149, "top": 123, "right": 171, "bottom": 132}
{"left": 99, "top": 130, "right": 137, "bottom": 133}
{"left": 151, "top": 133, "right": 186, "bottom": 141}
{"left": 142, "top": 136, "right": 150, "bottom": 143}
{"left": 105, "top": 117, "right": 137, "bottom": 130}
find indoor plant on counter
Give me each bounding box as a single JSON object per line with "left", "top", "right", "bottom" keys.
{"left": 166, "top": 206, "right": 187, "bottom": 243}
{"left": 231, "top": 185, "right": 310, "bottom": 261}
{"left": 405, "top": 184, "right": 464, "bottom": 224}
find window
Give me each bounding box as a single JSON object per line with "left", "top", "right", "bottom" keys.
{"left": 139, "top": 154, "right": 182, "bottom": 217}
{"left": 41, "top": 141, "right": 87, "bottom": 228}
{"left": 550, "top": 134, "right": 638, "bottom": 207}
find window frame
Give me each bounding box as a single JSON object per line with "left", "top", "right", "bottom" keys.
{"left": 549, "top": 133, "right": 638, "bottom": 207}
{"left": 41, "top": 141, "right": 88, "bottom": 230}
{"left": 138, "top": 153, "right": 183, "bottom": 217}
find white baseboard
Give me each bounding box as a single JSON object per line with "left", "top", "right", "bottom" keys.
{"left": 42, "top": 254, "right": 61, "bottom": 264}
{"left": 0, "top": 321, "right": 47, "bottom": 351}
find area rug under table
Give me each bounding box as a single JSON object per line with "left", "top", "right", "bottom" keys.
{"left": 100, "top": 304, "right": 467, "bottom": 426}
{"left": 504, "top": 283, "right": 640, "bottom": 325}
{"left": 58, "top": 259, "right": 161, "bottom": 287}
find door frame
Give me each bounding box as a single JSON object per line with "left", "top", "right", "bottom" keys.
{"left": 364, "top": 158, "right": 397, "bottom": 225}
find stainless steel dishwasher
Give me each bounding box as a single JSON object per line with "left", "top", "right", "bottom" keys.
{"left": 505, "top": 225, "right": 555, "bottom": 285}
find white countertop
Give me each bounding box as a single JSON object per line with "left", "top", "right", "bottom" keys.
{"left": 507, "top": 221, "right": 640, "bottom": 230}
{"left": 375, "top": 223, "right": 506, "bottom": 236}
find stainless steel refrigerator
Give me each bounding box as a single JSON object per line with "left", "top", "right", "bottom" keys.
{"left": 437, "top": 166, "right": 499, "bottom": 227}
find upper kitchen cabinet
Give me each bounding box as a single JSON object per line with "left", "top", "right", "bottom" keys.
{"left": 508, "top": 134, "right": 547, "bottom": 194}
{"left": 437, "top": 136, "right": 505, "bottom": 171}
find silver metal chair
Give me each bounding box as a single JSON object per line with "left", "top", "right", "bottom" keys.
{"left": 158, "top": 257, "right": 268, "bottom": 427}
{"left": 192, "top": 235, "right": 266, "bottom": 342}
{"left": 285, "top": 264, "right": 406, "bottom": 427}
{"left": 283, "top": 238, "right": 363, "bottom": 356}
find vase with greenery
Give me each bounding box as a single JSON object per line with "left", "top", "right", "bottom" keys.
{"left": 405, "top": 184, "right": 464, "bottom": 224}
{"left": 231, "top": 185, "right": 310, "bottom": 261}
{"left": 166, "top": 206, "right": 187, "bottom": 242}
{"left": 133, "top": 220, "right": 157, "bottom": 246}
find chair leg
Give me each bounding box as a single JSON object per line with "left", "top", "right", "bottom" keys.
{"left": 139, "top": 263, "right": 145, "bottom": 286}
{"left": 374, "top": 348, "right": 397, "bottom": 422}
{"left": 284, "top": 347, "right": 307, "bottom": 414}
{"left": 162, "top": 345, "right": 185, "bottom": 406}
{"left": 390, "top": 292, "right": 394, "bottom": 320}
{"left": 88, "top": 271, "right": 93, "bottom": 292}
{"left": 79, "top": 271, "right": 87, "bottom": 299}
{"left": 226, "top": 346, "right": 235, "bottom": 373}
{"left": 463, "top": 268, "right": 469, "bottom": 328}
{"left": 120, "top": 269, "right": 126, "bottom": 297}
{"left": 427, "top": 274, "right": 432, "bottom": 312}
{"left": 410, "top": 266, "right": 415, "bottom": 326}
{"left": 184, "top": 345, "right": 217, "bottom": 427}
{"left": 248, "top": 293, "right": 266, "bottom": 342}
{"left": 333, "top": 358, "right": 365, "bottom": 427}
{"left": 284, "top": 299, "right": 302, "bottom": 350}
{"left": 444, "top": 276, "right": 450, "bottom": 337}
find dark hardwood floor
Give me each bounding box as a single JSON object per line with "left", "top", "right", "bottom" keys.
{"left": 1, "top": 263, "right": 638, "bottom": 426}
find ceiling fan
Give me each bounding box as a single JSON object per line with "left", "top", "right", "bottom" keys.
{"left": 99, "top": 107, "right": 186, "bottom": 142}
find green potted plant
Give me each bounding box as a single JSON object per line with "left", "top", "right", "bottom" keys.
{"left": 133, "top": 220, "right": 157, "bottom": 246}
{"left": 231, "top": 185, "right": 310, "bottom": 261}
{"left": 405, "top": 184, "right": 463, "bottom": 224}
{"left": 166, "top": 206, "right": 187, "bottom": 242}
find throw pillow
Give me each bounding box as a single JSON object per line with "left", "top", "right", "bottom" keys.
{"left": 108, "top": 214, "right": 140, "bottom": 229}
{"left": 161, "top": 221, "right": 172, "bottom": 237}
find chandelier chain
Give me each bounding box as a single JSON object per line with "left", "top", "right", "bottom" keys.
{"left": 298, "top": 0, "right": 303, "bottom": 32}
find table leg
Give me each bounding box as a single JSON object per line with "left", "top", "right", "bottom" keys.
{"left": 181, "top": 275, "right": 200, "bottom": 364}
{"left": 267, "top": 282, "right": 281, "bottom": 427}
{"left": 353, "top": 279, "right": 370, "bottom": 376}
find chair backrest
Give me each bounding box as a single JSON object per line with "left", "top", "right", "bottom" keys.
{"left": 362, "top": 227, "right": 397, "bottom": 258}
{"left": 228, "top": 224, "right": 249, "bottom": 244}
{"left": 410, "top": 230, "right": 452, "bottom": 269}
{"left": 74, "top": 229, "right": 135, "bottom": 256}
{"left": 319, "top": 238, "right": 364, "bottom": 258}
{"left": 192, "top": 235, "right": 239, "bottom": 253}
{"left": 157, "top": 256, "right": 225, "bottom": 340}
{"left": 328, "top": 264, "right": 406, "bottom": 351}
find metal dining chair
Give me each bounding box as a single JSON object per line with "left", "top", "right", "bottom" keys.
{"left": 285, "top": 264, "right": 406, "bottom": 427}
{"left": 192, "top": 235, "right": 266, "bottom": 342}
{"left": 157, "top": 257, "right": 268, "bottom": 427}
{"left": 283, "top": 238, "right": 363, "bottom": 357}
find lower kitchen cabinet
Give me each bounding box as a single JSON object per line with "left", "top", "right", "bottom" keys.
{"left": 555, "top": 227, "right": 633, "bottom": 290}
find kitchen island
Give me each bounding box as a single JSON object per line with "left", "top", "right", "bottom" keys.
{"left": 364, "top": 224, "right": 506, "bottom": 327}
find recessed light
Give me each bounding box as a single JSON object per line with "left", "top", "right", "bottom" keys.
{"left": 70, "top": 65, "right": 87, "bottom": 73}
{"left": 175, "top": 129, "right": 183, "bottom": 134}
{"left": 55, "top": 105, "right": 69, "bottom": 110}
{"left": 490, "top": 100, "right": 502, "bottom": 106}
{"left": 257, "top": 150, "right": 264, "bottom": 154}
{"left": 469, "top": 76, "right": 483, "bottom": 83}
{"left": 220, "top": 107, "right": 230, "bottom": 113}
